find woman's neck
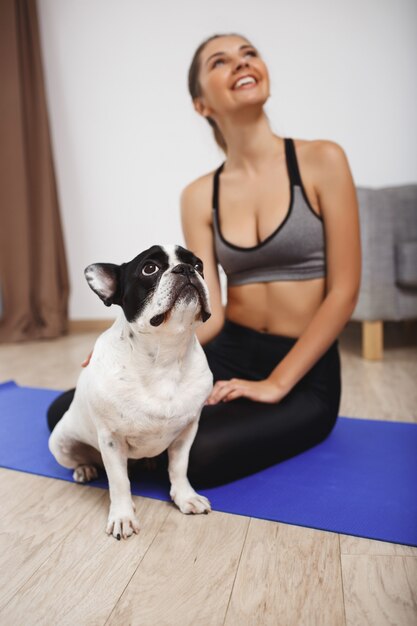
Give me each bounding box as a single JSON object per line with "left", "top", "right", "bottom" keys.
{"left": 217, "top": 110, "right": 284, "bottom": 174}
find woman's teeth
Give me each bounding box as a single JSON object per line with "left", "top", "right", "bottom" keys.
{"left": 234, "top": 76, "right": 257, "bottom": 89}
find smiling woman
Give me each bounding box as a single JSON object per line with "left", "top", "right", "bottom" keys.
{"left": 177, "top": 32, "right": 361, "bottom": 485}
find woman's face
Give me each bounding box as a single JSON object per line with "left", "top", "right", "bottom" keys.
{"left": 195, "top": 35, "right": 270, "bottom": 121}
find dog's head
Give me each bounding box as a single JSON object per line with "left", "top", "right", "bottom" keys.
{"left": 84, "top": 245, "right": 211, "bottom": 333}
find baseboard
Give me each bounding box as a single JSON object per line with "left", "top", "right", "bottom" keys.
{"left": 68, "top": 319, "right": 114, "bottom": 333}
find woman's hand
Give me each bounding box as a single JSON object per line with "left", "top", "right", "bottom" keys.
{"left": 81, "top": 351, "right": 93, "bottom": 367}
{"left": 205, "top": 377, "right": 289, "bottom": 405}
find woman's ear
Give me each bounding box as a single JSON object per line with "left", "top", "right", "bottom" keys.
{"left": 193, "top": 96, "right": 210, "bottom": 118}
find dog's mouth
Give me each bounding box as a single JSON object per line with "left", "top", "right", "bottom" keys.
{"left": 150, "top": 281, "right": 210, "bottom": 327}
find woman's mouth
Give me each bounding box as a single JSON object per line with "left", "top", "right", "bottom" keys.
{"left": 233, "top": 75, "right": 258, "bottom": 90}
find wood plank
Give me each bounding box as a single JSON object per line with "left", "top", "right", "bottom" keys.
{"left": 0, "top": 332, "right": 99, "bottom": 389}
{"left": 107, "top": 508, "right": 249, "bottom": 625}
{"left": 339, "top": 349, "right": 417, "bottom": 422}
{"left": 0, "top": 494, "right": 172, "bottom": 626}
{"left": 0, "top": 469, "right": 53, "bottom": 520}
{"left": 0, "top": 474, "right": 106, "bottom": 612}
{"left": 342, "top": 554, "right": 417, "bottom": 626}
{"left": 340, "top": 534, "right": 417, "bottom": 557}
{"left": 68, "top": 319, "right": 114, "bottom": 333}
{"left": 224, "top": 520, "right": 345, "bottom": 626}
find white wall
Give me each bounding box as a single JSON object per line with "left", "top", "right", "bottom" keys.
{"left": 37, "top": 0, "right": 417, "bottom": 319}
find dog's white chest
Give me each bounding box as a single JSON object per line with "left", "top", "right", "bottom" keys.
{"left": 105, "top": 397, "right": 197, "bottom": 459}
{"left": 88, "top": 346, "right": 212, "bottom": 459}
{"left": 123, "top": 423, "right": 183, "bottom": 458}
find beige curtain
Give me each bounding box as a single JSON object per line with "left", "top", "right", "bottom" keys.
{"left": 0, "top": 0, "right": 69, "bottom": 342}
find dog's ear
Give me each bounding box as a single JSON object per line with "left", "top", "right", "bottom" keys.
{"left": 84, "top": 263, "right": 122, "bottom": 307}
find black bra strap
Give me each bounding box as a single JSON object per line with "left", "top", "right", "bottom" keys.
{"left": 212, "top": 162, "right": 225, "bottom": 210}
{"left": 284, "top": 138, "right": 302, "bottom": 186}
{"left": 213, "top": 140, "right": 300, "bottom": 209}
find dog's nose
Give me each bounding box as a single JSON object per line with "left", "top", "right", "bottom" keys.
{"left": 172, "top": 263, "right": 195, "bottom": 277}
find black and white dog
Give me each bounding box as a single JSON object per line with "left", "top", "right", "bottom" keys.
{"left": 48, "top": 245, "right": 213, "bottom": 539}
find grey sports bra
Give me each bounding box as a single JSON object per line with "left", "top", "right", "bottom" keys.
{"left": 212, "top": 137, "right": 326, "bottom": 285}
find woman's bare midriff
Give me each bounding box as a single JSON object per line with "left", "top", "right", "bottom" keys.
{"left": 225, "top": 278, "right": 326, "bottom": 338}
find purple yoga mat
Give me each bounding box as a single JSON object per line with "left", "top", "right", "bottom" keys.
{"left": 0, "top": 380, "right": 416, "bottom": 546}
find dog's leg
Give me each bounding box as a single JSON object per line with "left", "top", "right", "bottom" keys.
{"left": 167, "top": 420, "right": 211, "bottom": 514}
{"left": 97, "top": 431, "right": 140, "bottom": 540}
{"left": 49, "top": 418, "right": 102, "bottom": 482}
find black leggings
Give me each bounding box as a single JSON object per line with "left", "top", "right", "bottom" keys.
{"left": 47, "top": 319, "right": 341, "bottom": 488}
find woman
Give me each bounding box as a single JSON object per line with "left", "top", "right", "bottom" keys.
{"left": 47, "top": 32, "right": 361, "bottom": 488}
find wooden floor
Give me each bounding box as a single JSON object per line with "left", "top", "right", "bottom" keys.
{"left": 0, "top": 321, "right": 416, "bottom": 625}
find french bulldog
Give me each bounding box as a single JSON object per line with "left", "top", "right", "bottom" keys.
{"left": 48, "top": 244, "right": 213, "bottom": 539}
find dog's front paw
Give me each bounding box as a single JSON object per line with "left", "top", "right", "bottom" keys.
{"left": 172, "top": 490, "right": 211, "bottom": 515}
{"left": 73, "top": 464, "right": 98, "bottom": 483}
{"left": 106, "top": 506, "right": 140, "bottom": 540}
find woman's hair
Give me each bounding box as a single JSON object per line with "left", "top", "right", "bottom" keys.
{"left": 188, "top": 33, "right": 252, "bottom": 154}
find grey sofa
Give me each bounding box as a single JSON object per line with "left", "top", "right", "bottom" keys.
{"left": 351, "top": 184, "right": 417, "bottom": 359}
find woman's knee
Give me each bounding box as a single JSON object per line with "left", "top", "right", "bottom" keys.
{"left": 288, "top": 388, "right": 338, "bottom": 446}
{"left": 187, "top": 392, "right": 339, "bottom": 488}
{"left": 186, "top": 404, "right": 238, "bottom": 487}
{"left": 187, "top": 399, "right": 281, "bottom": 487}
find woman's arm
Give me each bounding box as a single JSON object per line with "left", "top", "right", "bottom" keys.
{"left": 268, "top": 140, "right": 361, "bottom": 388}
{"left": 180, "top": 177, "right": 225, "bottom": 345}
{"left": 208, "top": 140, "right": 361, "bottom": 404}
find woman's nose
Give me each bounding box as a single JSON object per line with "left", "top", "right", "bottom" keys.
{"left": 234, "top": 58, "right": 250, "bottom": 72}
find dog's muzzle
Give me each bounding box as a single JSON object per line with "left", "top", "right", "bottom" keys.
{"left": 150, "top": 264, "right": 211, "bottom": 326}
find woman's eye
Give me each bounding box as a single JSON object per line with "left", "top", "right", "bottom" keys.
{"left": 142, "top": 263, "right": 159, "bottom": 276}
{"left": 212, "top": 50, "right": 257, "bottom": 69}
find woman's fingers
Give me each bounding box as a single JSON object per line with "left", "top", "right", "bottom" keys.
{"left": 207, "top": 379, "right": 244, "bottom": 404}
{"left": 81, "top": 351, "right": 93, "bottom": 367}
{"left": 223, "top": 387, "right": 246, "bottom": 402}
{"left": 206, "top": 378, "right": 286, "bottom": 404}
{"left": 206, "top": 380, "right": 226, "bottom": 404}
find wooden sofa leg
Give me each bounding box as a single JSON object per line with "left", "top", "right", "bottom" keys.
{"left": 362, "top": 321, "right": 383, "bottom": 360}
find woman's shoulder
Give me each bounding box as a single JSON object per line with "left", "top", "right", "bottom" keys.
{"left": 180, "top": 166, "right": 222, "bottom": 220}
{"left": 182, "top": 165, "right": 221, "bottom": 195}
{"left": 293, "top": 138, "right": 351, "bottom": 189}
{"left": 293, "top": 137, "right": 348, "bottom": 167}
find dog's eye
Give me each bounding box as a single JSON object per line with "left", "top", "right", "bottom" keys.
{"left": 194, "top": 262, "right": 204, "bottom": 275}
{"left": 142, "top": 263, "right": 159, "bottom": 276}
